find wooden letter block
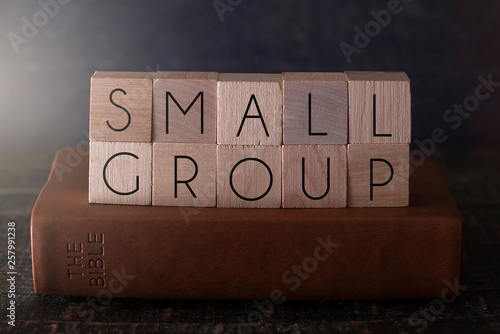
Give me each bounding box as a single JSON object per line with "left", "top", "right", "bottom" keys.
{"left": 153, "top": 143, "right": 216, "bottom": 207}
{"left": 89, "top": 141, "right": 152, "bottom": 205}
{"left": 217, "top": 73, "right": 282, "bottom": 145}
{"left": 282, "top": 72, "right": 347, "bottom": 145}
{"left": 90, "top": 72, "right": 152, "bottom": 142}
{"left": 153, "top": 72, "right": 217, "bottom": 143}
{"left": 347, "top": 144, "right": 409, "bottom": 207}
{"left": 345, "top": 71, "right": 411, "bottom": 144}
{"left": 282, "top": 145, "right": 347, "bottom": 208}
{"left": 217, "top": 145, "right": 281, "bottom": 208}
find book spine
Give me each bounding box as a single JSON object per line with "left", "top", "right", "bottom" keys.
{"left": 30, "top": 149, "right": 462, "bottom": 300}
{"left": 31, "top": 213, "right": 461, "bottom": 300}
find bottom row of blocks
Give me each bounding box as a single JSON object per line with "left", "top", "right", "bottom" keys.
{"left": 89, "top": 142, "right": 409, "bottom": 208}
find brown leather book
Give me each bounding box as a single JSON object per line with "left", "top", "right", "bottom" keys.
{"left": 31, "top": 147, "right": 462, "bottom": 300}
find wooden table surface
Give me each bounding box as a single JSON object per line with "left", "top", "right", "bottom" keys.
{"left": 0, "top": 148, "right": 499, "bottom": 333}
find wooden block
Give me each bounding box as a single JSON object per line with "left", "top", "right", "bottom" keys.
{"left": 282, "top": 72, "right": 347, "bottom": 145}
{"left": 36, "top": 149, "right": 463, "bottom": 300}
{"left": 217, "top": 145, "right": 281, "bottom": 208}
{"left": 89, "top": 141, "right": 152, "bottom": 205}
{"left": 282, "top": 145, "right": 347, "bottom": 208}
{"left": 347, "top": 144, "right": 409, "bottom": 207}
{"left": 217, "top": 73, "right": 282, "bottom": 145}
{"left": 345, "top": 71, "right": 411, "bottom": 144}
{"left": 90, "top": 72, "right": 152, "bottom": 142}
{"left": 153, "top": 143, "right": 216, "bottom": 207}
{"left": 153, "top": 72, "right": 217, "bottom": 143}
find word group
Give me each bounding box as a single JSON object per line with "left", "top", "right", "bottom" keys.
{"left": 89, "top": 71, "right": 411, "bottom": 208}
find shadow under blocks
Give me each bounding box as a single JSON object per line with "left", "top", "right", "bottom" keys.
{"left": 88, "top": 71, "right": 411, "bottom": 208}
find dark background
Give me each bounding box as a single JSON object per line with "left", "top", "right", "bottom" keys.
{"left": 0, "top": 0, "right": 499, "bottom": 156}
{"left": 1, "top": 1, "right": 500, "bottom": 333}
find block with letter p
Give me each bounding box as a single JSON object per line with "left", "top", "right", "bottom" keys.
{"left": 347, "top": 144, "right": 409, "bottom": 207}
{"left": 90, "top": 72, "right": 152, "bottom": 142}
{"left": 153, "top": 71, "right": 218, "bottom": 143}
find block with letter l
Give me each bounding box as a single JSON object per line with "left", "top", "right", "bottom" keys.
{"left": 153, "top": 71, "right": 218, "bottom": 143}
{"left": 89, "top": 141, "right": 152, "bottom": 205}
{"left": 90, "top": 72, "right": 152, "bottom": 142}
{"left": 282, "top": 72, "right": 347, "bottom": 145}
{"left": 345, "top": 71, "right": 411, "bottom": 144}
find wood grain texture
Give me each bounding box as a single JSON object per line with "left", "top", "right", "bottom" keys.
{"left": 345, "top": 71, "right": 411, "bottom": 144}
{"left": 6, "top": 147, "right": 499, "bottom": 332}
{"left": 282, "top": 72, "right": 348, "bottom": 145}
{"left": 153, "top": 71, "right": 217, "bottom": 143}
{"left": 90, "top": 71, "right": 152, "bottom": 142}
{"left": 347, "top": 144, "right": 409, "bottom": 207}
{"left": 217, "top": 145, "right": 281, "bottom": 208}
{"left": 217, "top": 73, "right": 282, "bottom": 145}
{"left": 153, "top": 143, "right": 216, "bottom": 207}
{"left": 89, "top": 141, "right": 152, "bottom": 205}
{"left": 32, "top": 148, "right": 463, "bottom": 302}
{"left": 282, "top": 145, "right": 347, "bottom": 208}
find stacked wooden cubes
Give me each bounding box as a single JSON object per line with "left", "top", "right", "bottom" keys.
{"left": 89, "top": 71, "right": 410, "bottom": 208}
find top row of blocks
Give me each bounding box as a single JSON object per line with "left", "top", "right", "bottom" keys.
{"left": 90, "top": 71, "right": 411, "bottom": 145}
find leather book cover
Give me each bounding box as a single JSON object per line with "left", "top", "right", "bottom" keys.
{"left": 31, "top": 147, "right": 462, "bottom": 300}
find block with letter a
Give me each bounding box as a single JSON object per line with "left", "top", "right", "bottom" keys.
{"left": 217, "top": 73, "right": 282, "bottom": 145}
{"left": 86, "top": 70, "right": 412, "bottom": 208}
